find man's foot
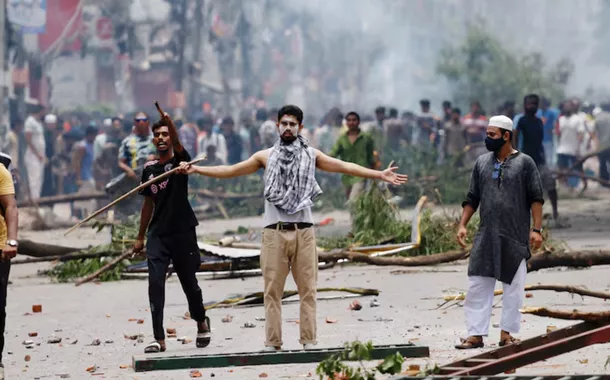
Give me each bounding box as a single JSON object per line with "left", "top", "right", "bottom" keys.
{"left": 499, "top": 332, "right": 520, "bottom": 347}
{"left": 196, "top": 316, "right": 211, "bottom": 348}
{"left": 454, "top": 336, "right": 484, "bottom": 349}
{"left": 263, "top": 346, "right": 281, "bottom": 352}
{"left": 303, "top": 343, "right": 316, "bottom": 350}
{"left": 0, "top": 362, "right": 4, "bottom": 380}
{"left": 144, "top": 340, "right": 166, "bottom": 353}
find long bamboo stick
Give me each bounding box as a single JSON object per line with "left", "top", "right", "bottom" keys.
{"left": 75, "top": 250, "right": 134, "bottom": 287}
{"left": 64, "top": 156, "right": 205, "bottom": 236}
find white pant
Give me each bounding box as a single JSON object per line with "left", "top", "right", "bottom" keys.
{"left": 464, "top": 259, "right": 526, "bottom": 336}
{"left": 25, "top": 152, "right": 44, "bottom": 200}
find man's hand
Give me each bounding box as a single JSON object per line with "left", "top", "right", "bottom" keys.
{"left": 132, "top": 239, "right": 145, "bottom": 258}
{"left": 456, "top": 225, "right": 468, "bottom": 248}
{"left": 530, "top": 231, "right": 543, "bottom": 250}
{"left": 379, "top": 166, "right": 408, "bottom": 185}
{"left": 177, "top": 161, "right": 193, "bottom": 175}
{"left": 126, "top": 168, "right": 138, "bottom": 180}
{"left": 2, "top": 245, "right": 17, "bottom": 260}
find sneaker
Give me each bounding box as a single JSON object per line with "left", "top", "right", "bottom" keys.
{"left": 303, "top": 343, "right": 316, "bottom": 350}
{"left": 263, "top": 346, "right": 280, "bottom": 352}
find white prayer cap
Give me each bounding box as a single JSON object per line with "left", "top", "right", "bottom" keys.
{"left": 44, "top": 114, "right": 57, "bottom": 124}
{"left": 488, "top": 115, "right": 513, "bottom": 131}
{"left": 103, "top": 118, "right": 113, "bottom": 127}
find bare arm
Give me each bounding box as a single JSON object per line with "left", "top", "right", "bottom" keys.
{"left": 190, "top": 150, "right": 266, "bottom": 179}
{"left": 531, "top": 202, "right": 543, "bottom": 230}
{"left": 118, "top": 158, "right": 135, "bottom": 175}
{"left": 137, "top": 197, "right": 154, "bottom": 240}
{"left": 459, "top": 204, "right": 476, "bottom": 228}
{"left": 0, "top": 194, "right": 18, "bottom": 241}
{"left": 315, "top": 149, "right": 382, "bottom": 180}
{"left": 163, "top": 113, "right": 183, "bottom": 153}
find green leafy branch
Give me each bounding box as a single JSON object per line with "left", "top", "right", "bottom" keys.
{"left": 316, "top": 341, "right": 404, "bottom": 380}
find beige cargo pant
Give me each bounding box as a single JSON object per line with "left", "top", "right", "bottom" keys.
{"left": 260, "top": 225, "right": 318, "bottom": 347}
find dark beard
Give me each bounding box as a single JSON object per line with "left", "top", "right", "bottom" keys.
{"left": 280, "top": 135, "right": 297, "bottom": 144}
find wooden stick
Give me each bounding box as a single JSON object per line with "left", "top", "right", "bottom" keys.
{"left": 64, "top": 156, "right": 206, "bottom": 236}
{"left": 443, "top": 284, "right": 610, "bottom": 302}
{"left": 13, "top": 250, "right": 123, "bottom": 265}
{"left": 75, "top": 250, "right": 134, "bottom": 287}
{"left": 520, "top": 307, "right": 610, "bottom": 321}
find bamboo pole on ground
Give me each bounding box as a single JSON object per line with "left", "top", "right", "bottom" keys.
{"left": 75, "top": 250, "right": 135, "bottom": 287}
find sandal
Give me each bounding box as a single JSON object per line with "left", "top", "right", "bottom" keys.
{"left": 499, "top": 335, "right": 520, "bottom": 347}
{"left": 455, "top": 337, "right": 484, "bottom": 350}
{"left": 144, "top": 341, "right": 166, "bottom": 353}
{"left": 196, "top": 316, "right": 211, "bottom": 348}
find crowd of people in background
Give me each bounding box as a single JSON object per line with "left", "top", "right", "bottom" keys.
{"left": 1, "top": 95, "right": 609, "bottom": 221}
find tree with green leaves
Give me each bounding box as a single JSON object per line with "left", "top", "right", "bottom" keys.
{"left": 437, "top": 25, "right": 573, "bottom": 113}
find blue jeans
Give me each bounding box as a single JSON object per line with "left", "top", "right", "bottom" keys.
{"left": 557, "top": 154, "right": 581, "bottom": 188}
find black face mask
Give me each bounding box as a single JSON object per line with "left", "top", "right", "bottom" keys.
{"left": 485, "top": 136, "right": 506, "bottom": 152}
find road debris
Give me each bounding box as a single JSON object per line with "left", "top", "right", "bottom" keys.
{"left": 22, "top": 340, "right": 34, "bottom": 346}
{"left": 32, "top": 305, "right": 42, "bottom": 313}
{"left": 349, "top": 300, "right": 362, "bottom": 311}
{"left": 243, "top": 321, "right": 256, "bottom": 328}
{"left": 104, "top": 339, "right": 114, "bottom": 344}
{"left": 86, "top": 365, "right": 96, "bottom": 373}
{"left": 25, "top": 355, "right": 31, "bottom": 362}
{"left": 190, "top": 369, "right": 202, "bottom": 378}
{"left": 119, "top": 364, "right": 130, "bottom": 369}
{"left": 47, "top": 336, "right": 62, "bottom": 344}
{"left": 255, "top": 317, "right": 265, "bottom": 321}
{"left": 370, "top": 298, "right": 380, "bottom": 307}
{"left": 28, "top": 332, "right": 38, "bottom": 337}
{"left": 166, "top": 328, "right": 176, "bottom": 335}
{"left": 221, "top": 315, "right": 233, "bottom": 323}
{"left": 325, "top": 317, "right": 338, "bottom": 324}
{"left": 259, "top": 373, "right": 268, "bottom": 378}
{"left": 71, "top": 340, "right": 78, "bottom": 345}
{"left": 137, "top": 319, "right": 144, "bottom": 324}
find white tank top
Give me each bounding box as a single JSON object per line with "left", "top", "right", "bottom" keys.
{"left": 262, "top": 146, "right": 315, "bottom": 226}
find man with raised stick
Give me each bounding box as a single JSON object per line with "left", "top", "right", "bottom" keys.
{"left": 178, "top": 105, "right": 408, "bottom": 351}
{"left": 455, "top": 115, "right": 544, "bottom": 349}
{"left": 133, "top": 109, "right": 210, "bottom": 354}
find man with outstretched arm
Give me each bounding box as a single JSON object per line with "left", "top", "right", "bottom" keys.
{"left": 455, "top": 115, "right": 544, "bottom": 350}
{"left": 133, "top": 112, "right": 210, "bottom": 354}
{"left": 178, "top": 105, "right": 408, "bottom": 351}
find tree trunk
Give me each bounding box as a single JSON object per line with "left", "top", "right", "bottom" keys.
{"left": 17, "top": 192, "right": 108, "bottom": 208}
{"left": 527, "top": 250, "right": 610, "bottom": 272}
{"left": 19, "top": 239, "right": 81, "bottom": 258}
{"left": 317, "top": 247, "right": 470, "bottom": 266}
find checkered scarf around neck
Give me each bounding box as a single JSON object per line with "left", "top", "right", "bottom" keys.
{"left": 264, "top": 134, "right": 323, "bottom": 214}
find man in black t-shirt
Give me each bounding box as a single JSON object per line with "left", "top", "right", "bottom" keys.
{"left": 133, "top": 112, "right": 210, "bottom": 354}
{"left": 514, "top": 94, "right": 559, "bottom": 220}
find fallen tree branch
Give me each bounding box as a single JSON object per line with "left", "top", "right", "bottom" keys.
{"left": 75, "top": 250, "right": 133, "bottom": 287}
{"left": 19, "top": 239, "right": 82, "bottom": 258}
{"left": 443, "top": 284, "right": 610, "bottom": 302}
{"left": 527, "top": 250, "right": 610, "bottom": 272}
{"left": 520, "top": 307, "right": 610, "bottom": 321}
{"left": 317, "top": 246, "right": 471, "bottom": 266}
{"left": 13, "top": 250, "right": 122, "bottom": 265}
{"left": 17, "top": 192, "right": 108, "bottom": 208}
{"left": 551, "top": 170, "right": 610, "bottom": 188}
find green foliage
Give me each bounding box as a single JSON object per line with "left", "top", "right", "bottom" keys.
{"left": 47, "top": 217, "right": 141, "bottom": 283}
{"left": 48, "top": 257, "right": 127, "bottom": 283}
{"left": 437, "top": 24, "right": 573, "bottom": 113}
{"left": 316, "top": 341, "right": 404, "bottom": 380}
{"left": 318, "top": 183, "right": 479, "bottom": 256}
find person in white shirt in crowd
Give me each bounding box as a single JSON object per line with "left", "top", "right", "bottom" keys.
{"left": 24, "top": 105, "right": 46, "bottom": 200}
{"left": 259, "top": 108, "right": 279, "bottom": 149}
{"left": 556, "top": 101, "right": 586, "bottom": 189}
{"left": 196, "top": 115, "right": 227, "bottom": 164}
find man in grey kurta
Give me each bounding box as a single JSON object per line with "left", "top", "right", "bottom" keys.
{"left": 456, "top": 115, "right": 544, "bottom": 349}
